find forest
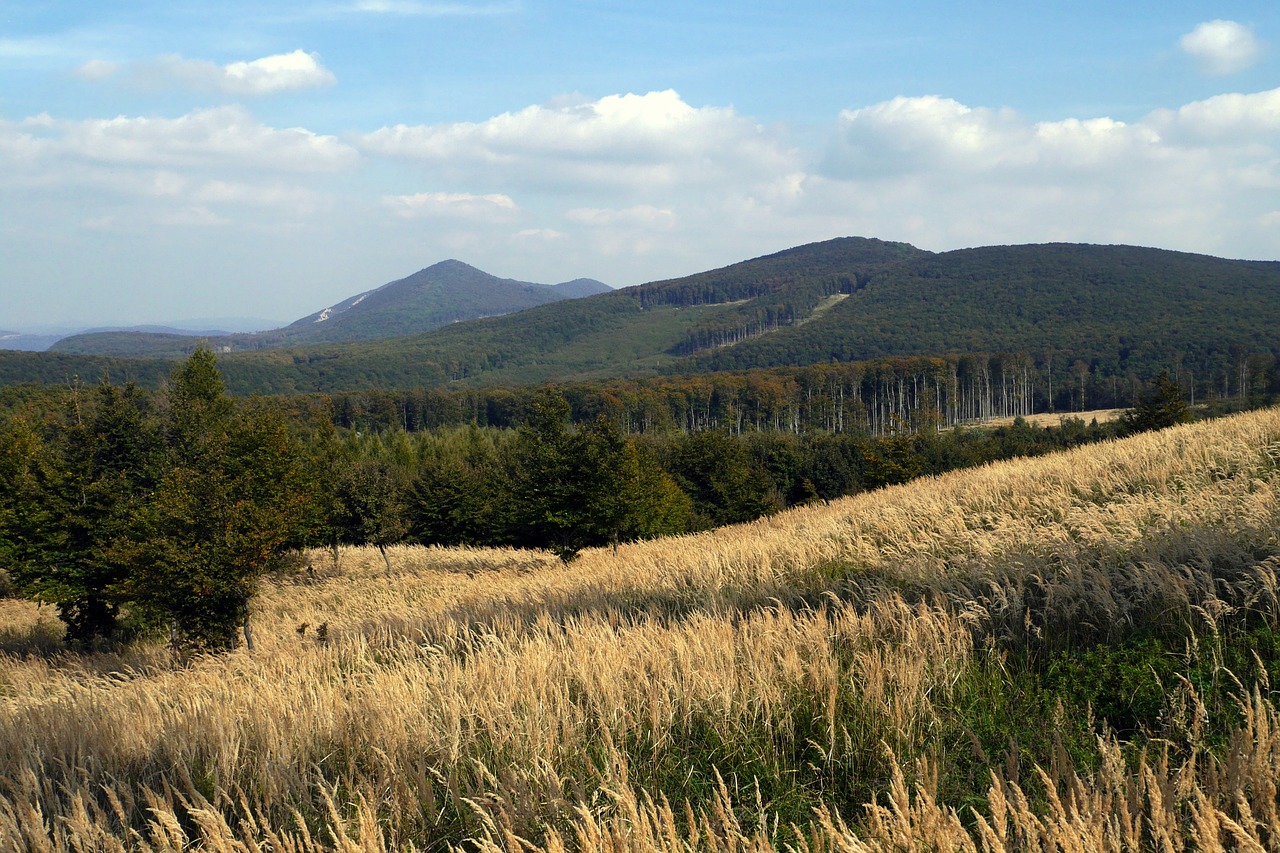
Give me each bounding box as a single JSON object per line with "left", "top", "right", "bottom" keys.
{"left": 0, "top": 346, "right": 1205, "bottom": 655}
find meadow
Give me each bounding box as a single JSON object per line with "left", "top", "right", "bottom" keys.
{"left": 3, "top": 408, "right": 1280, "bottom": 851}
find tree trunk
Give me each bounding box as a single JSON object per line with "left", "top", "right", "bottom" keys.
{"left": 378, "top": 542, "right": 392, "bottom": 576}
{"left": 242, "top": 616, "right": 256, "bottom": 653}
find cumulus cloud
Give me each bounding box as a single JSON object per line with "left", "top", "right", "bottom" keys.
{"left": 11, "top": 105, "right": 356, "bottom": 172}
{"left": 384, "top": 191, "right": 519, "bottom": 220}
{"left": 812, "top": 87, "right": 1280, "bottom": 258}
{"left": 221, "top": 50, "right": 337, "bottom": 94}
{"left": 88, "top": 50, "right": 336, "bottom": 95}
{"left": 358, "top": 90, "right": 798, "bottom": 193}
{"left": 1180, "top": 20, "right": 1261, "bottom": 75}
{"left": 7, "top": 83, "right": 1280, "bottom": 325}
{"left": 1151, "top": 88, "right": 1280, "bottom": 143}
{"left": 0, "top": 106, "right": 351, "bottom": 238}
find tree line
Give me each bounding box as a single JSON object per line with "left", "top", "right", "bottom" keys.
{"left": 309, "top": 350, "right": 1273, "bottom": 437}
{"left": 0, "top": 348, "right": 1198, "bottom": 654}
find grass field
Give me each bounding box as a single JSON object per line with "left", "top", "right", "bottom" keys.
{"left": 3, "top": 409, "right": 1280, "bottom": 850}
{"left": 974, "top": 407, "right": 1125, "bottom": 428}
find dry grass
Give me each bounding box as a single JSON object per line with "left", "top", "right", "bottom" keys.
{"left": 974, "top": 407, "right": 1125, "bottom": 428}
{"left": 3, "top": 409, "right": 1280, "bottom": 850}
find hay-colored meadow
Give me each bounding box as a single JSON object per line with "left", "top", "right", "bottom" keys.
{"left": 4, "top": 409, "right": 1280, "bottom": 851}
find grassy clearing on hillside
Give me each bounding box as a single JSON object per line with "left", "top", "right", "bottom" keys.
{"left": 3, "top": 410, "right": 1280, "bottom": 850}
{"left": 974, "top": 407, "right": 1124, "bottom": 428}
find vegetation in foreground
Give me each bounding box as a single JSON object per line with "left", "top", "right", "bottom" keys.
{"left": 1, "top": 406, "right": 1279, "bottom": 849}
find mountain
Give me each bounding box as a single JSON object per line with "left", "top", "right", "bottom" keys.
{"left": 48, "top": 261, "right": 612, "bottom": 358}
{"left": 0, "top": 330, "right": 66, "bottom": 352}
{"left": 677, "top": 242, "right": 1280, "bottom": 373}
{"left": 7, "top": 237, "right": 1280, "bottom": 397}
{"left": 0, "top": 318, "right": 285, "bottom": 353}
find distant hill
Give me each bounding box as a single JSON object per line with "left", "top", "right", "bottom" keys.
{"left": 49, "top": 261, "right": 612, "bottom": 358}
{"left": 0, "top": 330, "right": 74, "bottom": 352}
{"left": 7, "top": 237, "right": 1280, "bottom": 397}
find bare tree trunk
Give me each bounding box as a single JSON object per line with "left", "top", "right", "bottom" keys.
{"left": 242, "top": 616, "right": 255, "bottom": 653}
{"left": 378, "top": 542, "right": 392, "bottom": 577}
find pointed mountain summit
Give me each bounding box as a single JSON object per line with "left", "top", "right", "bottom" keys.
{"left": 287, "top": 260, "right": 610, "bottom": 343}
{"left": 49, "top": 261, "right": 611, "bottom": 357}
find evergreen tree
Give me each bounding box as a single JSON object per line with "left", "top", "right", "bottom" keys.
{"left": 407, "top": 454, "right": 507, "bottom": 547}
{"left": 331, "top": 455, "right": 410, "bottom": 574}
{"left": 2, "top": 384, "right": 159, "bottom": 647}
{"left": 1118, "top": 372, "right": 1193, "bottom": 434}
{"left": 126, "top": 347, "right": 313, "bottom": 652}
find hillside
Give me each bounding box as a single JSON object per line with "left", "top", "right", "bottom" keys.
{"left": 6, "top": 237, "right": 1280, "bottom": 399}
{"left": 216, "top": 238, "right": 1280, "bottom": 395}
{"left": 48, "top": 260, "right": 611, "bottom": 357}
{"left": 4, "top": 409, "right": 1280, "bottom": 849}
{"left": 681, "top": 243, "right": 1280, "bottom": 373}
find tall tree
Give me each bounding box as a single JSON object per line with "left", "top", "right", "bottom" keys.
{"left": 2, "top": 384, "right": 159, "bottom": 647}
{"left": 331, "top": 455, "right": 410, "bottom": 575}
{"left": 1118, "top": 372, "right": 1194, "bottom": 435}
{"left": 126, "top": 347, "right": 314, "bottom": 652}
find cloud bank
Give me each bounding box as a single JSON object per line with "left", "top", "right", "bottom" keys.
{"left": 4, "top": 85, "right": 1280, "bottom": 325}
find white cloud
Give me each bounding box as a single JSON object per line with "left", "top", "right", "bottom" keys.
{"left": 811, "top": 88, "right": 1280, "bottom": 258}
{"left": 1180, "top": 20, "right": 1262, "bottom": 75}
{"left": 0, "top": 107, "right": 350, "bottom": 239}
{"left": 74, "top": 59, "right": 120, "bottom": 80}
{"left": 221, "top": 50, "right": 337, "bottom": 94}
{"left": 1151, "top": 88, "right": 1280, "bottom": 143}
{"left": 12, "top": 106, "right": 356, "bottom": 172}
{"left": 826, "top": 96, "right": 1030, "bottom": 176}
{"left": 515, "top": 228, "right": 564, "bottom": 241}
{"left": 100, "top": 50, "right": 336, "bottom": 95}
{"left": 359, "top": 90, "right": 798, "bottom": 193}
{"left": 8, "top": 83, "right": 1280, "bottom": 329}
{"left": 384, "top": 191, "right": 519, "bottom": 220}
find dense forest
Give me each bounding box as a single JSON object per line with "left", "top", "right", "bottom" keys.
{"left": 2, "top": 344, "right": 1274, "bottom": 439}
{"left": 0, "top": 347, "right": 1203, "bottom": 653}
{"left": 264, "top": 349, "right": 1264, "bottom": 438}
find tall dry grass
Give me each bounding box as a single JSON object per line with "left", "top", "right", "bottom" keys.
{"left": 2, "top": 409, "right": 1280, "bottom": 850}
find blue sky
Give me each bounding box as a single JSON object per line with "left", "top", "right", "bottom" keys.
{"left": 2, "top": 1, "right": 1278, "bottom": 329}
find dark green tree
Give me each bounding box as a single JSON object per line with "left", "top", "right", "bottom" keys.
{"left": 667, "top": 430, "right": 780, "bottom": 529}
{"left": 1118, "top": 372, "right": 1193, "bottom": 435}
{"left": 507, "top": 393, "right": 692, "bottom": 559}
{"left": 331, "top": 455, "right": 411, "bottom": 574}
{"left": 2, "top": 384, "right": 160, "bottom": 647}
{"left": 126, "top": 347, "right": 314, "bottom": 652}
{"left": 407, "top": 454, "right": 507, "bottom": 547}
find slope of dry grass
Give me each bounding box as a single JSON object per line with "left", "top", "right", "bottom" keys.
{"left": 3, "top": 409, "right": 1280, "bottom": 850}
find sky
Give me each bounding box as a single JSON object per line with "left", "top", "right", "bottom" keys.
{"left": 2, "top": 2, "right": 1278, "bottom": 330}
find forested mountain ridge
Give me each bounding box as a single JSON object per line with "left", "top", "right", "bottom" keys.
{"left": 47, "top": 260, "right": 612, "bottom": 358}
{"left": 5, "top": 238, "right": 1279, "bottom": 403}
{"left": 680, "top": 243, "right": 1280, "bottom": 375}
